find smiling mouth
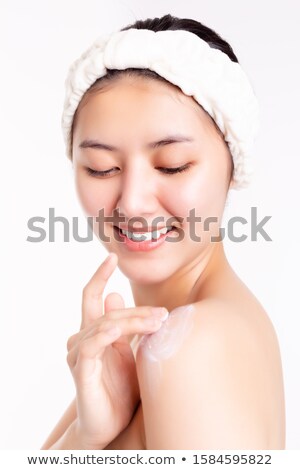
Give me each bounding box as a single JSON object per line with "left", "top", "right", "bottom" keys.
{"left": 113, "top": 225, "right": 177, "bottom": 241}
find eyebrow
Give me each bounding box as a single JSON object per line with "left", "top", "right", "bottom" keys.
{"left": 79, "top": 134, "right": 194, "bottom": 151}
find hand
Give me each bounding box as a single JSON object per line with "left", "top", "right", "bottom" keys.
{"left": 66, "top": 252, "right": 168, "bottom": 449}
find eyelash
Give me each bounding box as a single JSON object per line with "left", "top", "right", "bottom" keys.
{"left": 85, "top": 164, "right": 191, "bottom": 177}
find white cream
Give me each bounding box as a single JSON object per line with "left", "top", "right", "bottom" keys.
{"left": 136, "top": 304, "right": 196, "bottom": 397}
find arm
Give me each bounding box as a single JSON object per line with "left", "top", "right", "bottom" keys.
{"left": 41, "top": 399, "right": 144, "bottom": 450}
{"left": 41, "top": 337, "right": 141, "bottom": 450}
{"left": 104, "top": 334, "right": 145, "bottom": 450}
{"left": 135, "top": 303, "right": 272, "bottom": 449}
{"left": 44, "top": 419, "right": 93, "bottom": 450}
{"left": 104, "top": 402, "right": 145, "bottom": 450}
{"left": 40, "top": 398, "right": 77, "bottom": 449}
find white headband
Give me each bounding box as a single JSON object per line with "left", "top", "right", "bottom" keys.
{"left": 62, "top": 28, "right": 260, "bottom": 189}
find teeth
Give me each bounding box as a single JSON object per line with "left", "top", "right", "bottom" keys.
{"left": 131, "top": 232, "right": 152, "bottom": 241}
{"left": 120, "top": 226, "right": 172, "bottom": 241}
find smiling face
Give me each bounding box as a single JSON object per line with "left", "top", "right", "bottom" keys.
{"left": 71, "top": 75, "right": 233, "bottom": 284}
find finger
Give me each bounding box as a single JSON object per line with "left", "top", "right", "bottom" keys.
{"left": 104, "top": 292, "right": 125, "bottom": 313}
{"left": 67, "top": 326, "right": 121, "bottom": 370}
{"left": 80, "top": 252, "right": 118, "bottom": 330}
{"left": 67, "top": 313, "right": 166, "bottom": 368}
{"left": 67, "top": 306, "right": 167, "bottom": 351}
{"left": 104, "top": 292, "right": 130, "bottom": 346}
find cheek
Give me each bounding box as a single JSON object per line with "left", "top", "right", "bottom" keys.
{"left": 167, "top": 172, "right": 221, "bottom": 223}
{"left": 166, "top": 169, "right": 228, "bottom": 244}
{"left": 160, "top": 179, "right": 202, "bottom": 245}
{"left": 74, "top": 172, "right": 115, "bottom": 217}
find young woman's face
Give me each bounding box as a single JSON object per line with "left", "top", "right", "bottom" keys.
{"left": 72, "top": 76, "right": 233, "bottom": 284}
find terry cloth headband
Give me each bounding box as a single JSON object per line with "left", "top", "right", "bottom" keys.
{"left": 61, "top": 28, "right": 260, "bottom": 189}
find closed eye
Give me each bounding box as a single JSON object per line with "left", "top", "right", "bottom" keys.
{"left": 85, "top": 163, "right": 191, "bottom": 177}
{"left": 156, "top": 164, "right": 191, "bottom": 175}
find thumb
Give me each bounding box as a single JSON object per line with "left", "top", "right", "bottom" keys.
{"left": 104, "top": 291, "right": 125, "bottom": 312}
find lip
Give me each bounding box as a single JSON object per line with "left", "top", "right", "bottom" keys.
{"left": 113, "top": 225, "right": 178, "bottom": 252}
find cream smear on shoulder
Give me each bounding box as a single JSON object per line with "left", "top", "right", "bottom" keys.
{"left": 136, "top": 304, "right": 196, "bottom": 396}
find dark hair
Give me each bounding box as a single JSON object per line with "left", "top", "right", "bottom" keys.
{"left": 121, "top": 14, "right": 238, "bottom": 61}
{"left": 71, "top": 13, "right": 238, "bottom": 181}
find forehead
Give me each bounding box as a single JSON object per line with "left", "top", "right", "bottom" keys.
{"left": 74, "top": 76, "right": 211, "bottom": 134}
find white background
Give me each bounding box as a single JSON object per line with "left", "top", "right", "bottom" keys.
{"left": 0, "top": 0, "right": 299, "bottom": 449}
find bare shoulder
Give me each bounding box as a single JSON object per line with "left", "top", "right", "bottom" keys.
{"left": 199, "top": 296, "right": 285, "bottom": 447}
{"left": 135, "top": 295, "right": 285, "bottom": 449}
{"left": 191, "top": 295, "right": 282, "bottom": 364}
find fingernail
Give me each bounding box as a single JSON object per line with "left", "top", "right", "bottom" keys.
{"left": 152, "top": 307, "right": 169, "bottom": 322}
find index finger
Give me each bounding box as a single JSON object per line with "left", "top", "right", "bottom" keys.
{"left": 80, "top": 252, "right": 118, "bottom": 330}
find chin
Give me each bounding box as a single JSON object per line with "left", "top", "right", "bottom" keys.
{"left": 117, "top": 258, "right": 177, "bottom": 285}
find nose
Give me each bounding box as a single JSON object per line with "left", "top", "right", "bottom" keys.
{"left": 116, "top": 162, "right": 158, "bottom": 220}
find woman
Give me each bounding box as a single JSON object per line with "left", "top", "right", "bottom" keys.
{"left": 41, "top": 14, "right": 285, "bottom": 450}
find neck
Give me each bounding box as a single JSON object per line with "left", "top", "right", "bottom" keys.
{"left": 129, "top": 241, "right": 231, "bottom": 313}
